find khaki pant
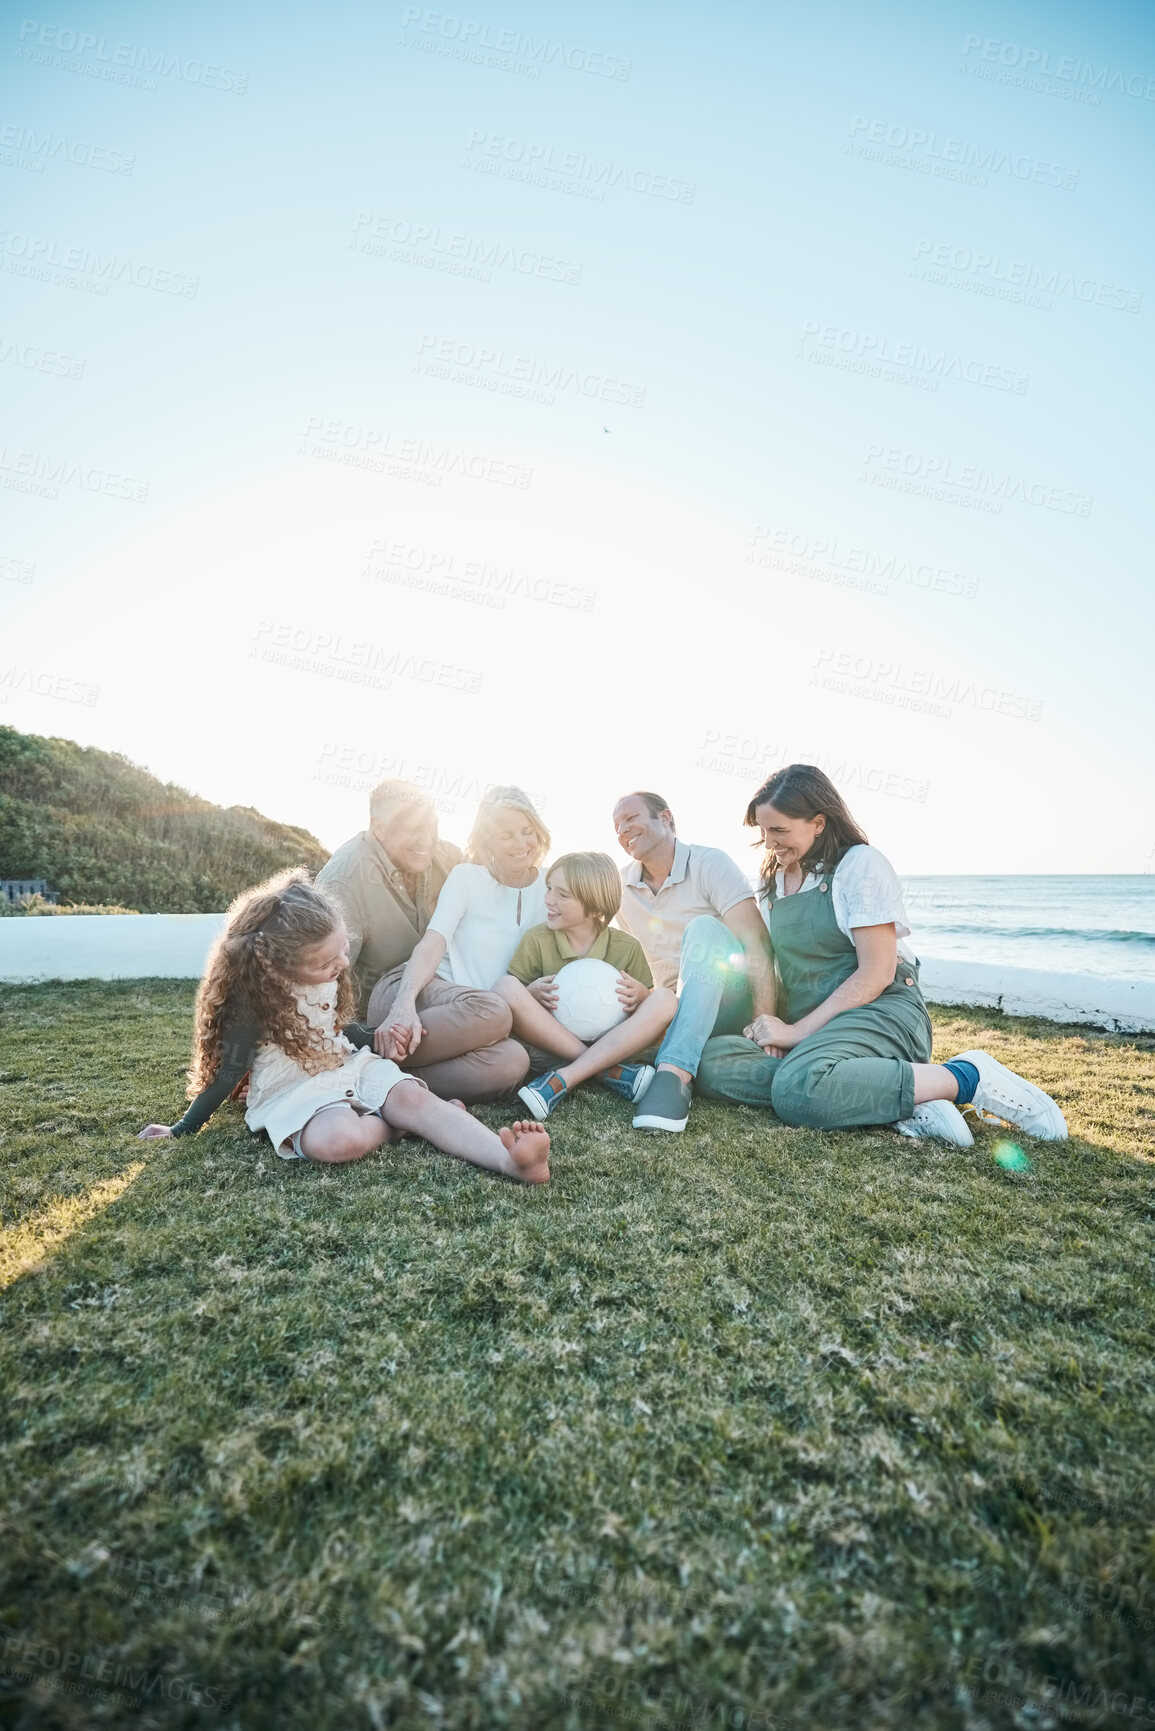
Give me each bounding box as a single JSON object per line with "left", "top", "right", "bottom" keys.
{"left": 366, "top": 968, "right": 529, "bottom": 1104}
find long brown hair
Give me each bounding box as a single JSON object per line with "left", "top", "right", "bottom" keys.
{"left": 188, "top": 869, "right": 356, "bottom": 1095}
{"left": 745, "top": 764, "right": 869, "bottom": 899}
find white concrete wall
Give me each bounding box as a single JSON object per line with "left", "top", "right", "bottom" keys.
{"left": 1, "top": 915, "right": 1152, "bottom": 1033}
{"left": 917, "top": 957, "right": 1155, "bottom": 1036}
{"left": 0, "top": 913, "right": 226, "bottom": 982}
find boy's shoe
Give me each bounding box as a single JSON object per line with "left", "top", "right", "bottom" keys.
{"left": 632, "top": 1069, "right": 692, "bottom": 1132}
{"left": 951, "top": 1049, "right": 1068, "bottom": 1140}
{"left": 600, "top": 1062, "right": 655, "bottom": 1104}
{"left": 517, "top": 1071, "right": 568, "bottom": 1122}
{"left": 893, "top": 1100, "right": 974, "bottom": 1146}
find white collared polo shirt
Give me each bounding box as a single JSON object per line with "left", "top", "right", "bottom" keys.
{"left": 617, "top": 838, "right": 753, "bottom": 990}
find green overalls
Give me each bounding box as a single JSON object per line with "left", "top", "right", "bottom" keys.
{"left": 696, "top": 868, "right": 932, "bottom": 1128}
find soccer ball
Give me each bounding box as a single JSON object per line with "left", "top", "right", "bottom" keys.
{"left": 553, "top": 958, "right": 627, "bottom": 1042}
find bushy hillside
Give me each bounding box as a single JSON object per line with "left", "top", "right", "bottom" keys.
{"left": 0, "top": 727, "right": 328, "bottom": 912}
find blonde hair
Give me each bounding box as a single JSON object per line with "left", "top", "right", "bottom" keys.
{"left": 547, "top": 852, "right": 622, "bottom": 929}
{"left": 188, "top": 869, "right": 355, "bottom": 1095}
{"left": 466, "top": 785, "right": 550, "bottom": 874}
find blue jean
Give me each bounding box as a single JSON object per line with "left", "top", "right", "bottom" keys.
{"left": 655, "top": 915, "right": 754, "bottom": 1076}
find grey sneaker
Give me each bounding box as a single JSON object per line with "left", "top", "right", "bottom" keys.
{"left": 632, "top": 1069, "right": 692, "bottom": 1132}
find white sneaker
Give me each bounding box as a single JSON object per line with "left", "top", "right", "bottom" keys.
{"left": 893, "top": 1100, "right": 974, "bottom": 1146}
{"left": 951, "top": 1049, "right": 1068, "bottom": 1140}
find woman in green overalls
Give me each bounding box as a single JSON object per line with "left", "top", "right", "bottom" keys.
{"left": 697, "top": 765, "right": 1068, "bottom": 1143}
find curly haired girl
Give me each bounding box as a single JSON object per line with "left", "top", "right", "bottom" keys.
{"left": 138, "top": 869, "right": 550, "bottom": 1180}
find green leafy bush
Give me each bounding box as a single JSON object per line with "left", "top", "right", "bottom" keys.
{"left": 0, "top": 894, "right": 141, "bottom": 916}
{"left": 0, "top": 727, "right": 327, "bottom": 913}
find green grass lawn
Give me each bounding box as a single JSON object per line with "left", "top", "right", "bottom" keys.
{"left": 1, "top": 981, "right": 1153, "bottom": 1731}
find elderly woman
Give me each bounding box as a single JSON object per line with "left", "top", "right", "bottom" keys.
{"left": 378, "top": 786, "right": 550, "bottom": 1075}
{"left": 317, "top": 779, "right": 528, "bottom": 1102}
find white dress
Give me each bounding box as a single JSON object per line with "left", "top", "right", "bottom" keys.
{"left": 244, "top": 981, "right": 408, "bottom": 1154}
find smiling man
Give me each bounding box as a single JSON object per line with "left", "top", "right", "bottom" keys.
{"left": 611, "top": 790, "right": 777, "bottom": 1132}
{"left": 315, "top": 780, "right": 526, "bottom": 1102}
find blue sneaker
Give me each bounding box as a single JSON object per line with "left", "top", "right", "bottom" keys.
{"left": 599, "top": 1062, "right": 655, "bottom": 1104}
{"left": 517, "top": 1071, "right": 568, "bottom": 1121}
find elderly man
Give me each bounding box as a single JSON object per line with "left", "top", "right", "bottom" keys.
{"left": 612, "top": 789, "right": 776, "bottom": 1132}
{"left": 316, "top": 780, "right": 528, "bottom": 1102}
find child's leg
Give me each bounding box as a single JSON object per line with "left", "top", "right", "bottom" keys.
{"left": 298, "top": 1103, "right": 391, "bottom": 1164}
{"left": 382, "top": 1079, "right": 550, "bottom": 1182}
{"left": 494, "top": 976, "right": 587, "bottom": 1061}
{"left": 554, "top": 986, "right": 678, "bottom": 1089}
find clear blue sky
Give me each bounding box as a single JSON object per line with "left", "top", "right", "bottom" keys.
{"left": 2, "top": 0, "right": 1152, "bottom": 870}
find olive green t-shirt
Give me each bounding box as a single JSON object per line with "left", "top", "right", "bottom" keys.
{"left": 507, "top": 923, "right": 653, "bottom": 988}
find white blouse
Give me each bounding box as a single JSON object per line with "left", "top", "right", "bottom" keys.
{"left": 762, "top": 844, "right": 917, "bottom": 964}
{"left": 427, "top": 863, "right": 549, "bottom": 989}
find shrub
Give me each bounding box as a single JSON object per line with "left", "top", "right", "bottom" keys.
{"left": 0, "top": 727, "right": 328, "bottom": 913}
{"left": 0, "top": 894, "right": 141, "bottom": 916}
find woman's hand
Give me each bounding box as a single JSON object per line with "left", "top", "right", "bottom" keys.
{"left": 376, "top": 1003, "right": 425, "bottom": 1061}
{"left": 527, "top": 975, "right": 559, "bottom": 1011}
{"left": 138, "top": 1124, "right": 174, "bottom": 1139}
{"left": 744, "top": 1014, "right": 798, "bottom": 1055}
{"left": 615, "top": 972, "right": 650, "bottom": 1015}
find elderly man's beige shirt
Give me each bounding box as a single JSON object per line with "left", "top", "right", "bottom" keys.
{"left": 616, "top": 838, "right": 753, "bottom": 990}
{"left": 316, "top": 830, "right": 463, "bottom": 1008}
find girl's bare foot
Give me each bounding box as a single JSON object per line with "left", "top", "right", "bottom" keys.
{"left": 500, "top": 1120, "right": 551, "bottom": 1183}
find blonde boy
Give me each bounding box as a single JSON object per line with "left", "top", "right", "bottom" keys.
{"left": 495, "top": 852, "right": 678, "bottom": 1120}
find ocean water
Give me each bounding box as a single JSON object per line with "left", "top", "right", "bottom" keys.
{"left": 900, "top": 877, "right": 1155, "bottom": 982}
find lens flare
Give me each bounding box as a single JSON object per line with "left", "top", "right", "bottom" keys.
{"left": 994, "top": 1140, "right": 1030, "bottom": 1172}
